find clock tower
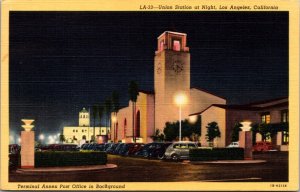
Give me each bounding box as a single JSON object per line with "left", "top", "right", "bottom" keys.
{"left": 154, "top": 31, "right": 190, "bottom": 132}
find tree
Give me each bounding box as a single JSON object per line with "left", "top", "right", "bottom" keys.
{"left": 163, "top": 116, "right": 201, "bottom": 141}
{"left": 258, "top": 123, "right": 269, "bottom": 141}
{"left": 231, "top": 122, "right": 242, "bottom": 142}
{"left": 250, "top": 123, "right": 259, "bottom": 145}
{"left": 128, "top": 81, "right": 139, "bottom": 143}
{"left": 111, "top": 91, "right": 120, "bottom": 141}
{"left": 104, "top": 98, "right": 112, "bottom": 137}
{"left": 205, "top": 121, "right": 221, "bottom": 146}
{"left": 59, "top": 132, "right": 66, "bottom": 143}
{"left": 92, "top": 105, "right": 98, "bottom": 143}
{"left": 98, "top": 105, "right": 104, "bottom": 135}
{"left": 150, "top": 129, "right": 165, "bottom": 142}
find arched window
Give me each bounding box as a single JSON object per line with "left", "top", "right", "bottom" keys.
{"left": 136, "top": 111, "right": 140, "bottom": 137}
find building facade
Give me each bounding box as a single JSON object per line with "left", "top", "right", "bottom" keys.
{"left": 63, "top": 108, "right": 108, "bottom": 143}
{"left": 193, "top": 97, "right": 288, "bottom": 150}
{"left": 111, "top": 31, "right": 226, "bottom": 143}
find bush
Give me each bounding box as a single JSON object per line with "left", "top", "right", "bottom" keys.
{"left": 189, "top": 148, "right": 244, "bottom": 161}
{"left": 35, "top": 151, "right": 107, "bottom": 167}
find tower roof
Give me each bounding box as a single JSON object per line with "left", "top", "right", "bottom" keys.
{"left": 80, "top": 107, "right": 88, "bottom": 113}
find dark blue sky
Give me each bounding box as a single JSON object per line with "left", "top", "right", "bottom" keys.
{"left": 9, "top": 11, "right": 288, "bottom": 135}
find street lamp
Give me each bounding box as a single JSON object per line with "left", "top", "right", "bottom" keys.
{"left": 39, "top": 134, "right": 45, "bottom": 144}
{"left": 174, "top": 92, "right": 187, "bottom": 142}
{"left": 112, "top": 115, "right": 117, "bottom": 142}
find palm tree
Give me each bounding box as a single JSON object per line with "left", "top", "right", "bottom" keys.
{"left": 111, "top": 91, "right": 120, "bottom": 142}
{"left": 92, "top": 105, "right": 98, "bottom": 143}
{"left": 98, "top": 105, "right": 104, "bottom": 135}
{"left": 128, "top": 81, "right": 139, "bottom": 143}
{"left": 104, "top": 98, "right": 112, "bottom": 138}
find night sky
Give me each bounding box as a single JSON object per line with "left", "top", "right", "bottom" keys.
{"left": 9, "top": 11, "right": 288, "bottom": 136}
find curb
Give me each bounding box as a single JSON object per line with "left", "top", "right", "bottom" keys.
{"left": 190, "top": 160, "right": 266, "bottom": 164}
{"left": 16, "top": 164, "right": 117, "bottom": 174}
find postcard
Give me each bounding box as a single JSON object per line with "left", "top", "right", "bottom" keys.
{"left": 0, "top": 0, "right": 299, "bottom": 191}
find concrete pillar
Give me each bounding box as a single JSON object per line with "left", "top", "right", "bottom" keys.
{"left": 20, "top": 119, "right": 35, "bottom": 168}
{"left": 277, "top": 132, "right": 283, "bottom": 145}
{"left": 21, "top": 131, "right": 35, "bottom": 168}
{"left": 240, "top": 121, "right": 253, "bottom": 160}
{"left": 239, "top": 131, "right": 253, "bottom": 160}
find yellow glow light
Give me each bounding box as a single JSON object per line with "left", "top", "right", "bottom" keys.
{"left": 174, "top": 93, "right": 188, "bottom": 106}
{"left": 111, "top": 116, "right": 117, "bottom": 123}
{"left": 241, "top": 121, "right": 252, "bottom": 131}
{"left": 188, "top": 115, "right": 198, "bottom": 124}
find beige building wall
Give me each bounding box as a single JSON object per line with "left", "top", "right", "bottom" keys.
{"left": 112, "top": 91, "right": 155, "bottom": 143}
{"left": 201, "top": 106, "right": 226, "bottom": 147}
{"left": 63, "top": 126, "right": 107, "bottom": 143}
{"left": 190, "top": 88, "right": 226, "bottom": 115}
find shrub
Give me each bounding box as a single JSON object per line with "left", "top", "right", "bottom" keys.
{"left": 35, "top": 151, "right": 107, "bottom": 167}
{"left": 189, "top": 148, "right": 244, "bottom": 161}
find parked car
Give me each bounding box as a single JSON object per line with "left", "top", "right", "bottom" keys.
{"left": 9, "top": 144, "right": 20, "bottom": 170}
{"left": 112, "top": 143, "right": 125, "bottom": 154}
{"left": 151, "top": 142, "right": 172, "bottom": 159}
{"left": 9, "top": 144, "right": 20, "bottom": 154}
{"left": 106, "top": 143, "right": 118, "bottom": 154}
{"left": 227, "top": 142, "right": 239, "bottom": 148}
{"left": 127, "top": 143, "right": 144, "bottom": 156}
{"left": 253, "top": 141, "right": 273, "bottom": 151}
{"left": 134, "top": 143, "right": 152, "bottom": 157}
{"left": 141, "top": 142, "right": 172, "bottom": 159}
{"left": 119, "top": 143, "right": 134, "bottom": 156}
{"left": 164, "top": 141, "right": 198, "bottom": 161}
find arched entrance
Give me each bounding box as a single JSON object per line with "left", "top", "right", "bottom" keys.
{"left": 136, "top": 111, "right": 140, "bottom": 137}
{"left": 124, "top": 118, "right": 127, "bottom": 138}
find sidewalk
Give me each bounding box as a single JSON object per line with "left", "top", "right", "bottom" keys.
{"left": 16, "top": 164, "right": 117, "bottom": 174}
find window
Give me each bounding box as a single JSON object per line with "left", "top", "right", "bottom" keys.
{"left": 281, "top": 110, "right": 288, "bottom": 122}
{"left": 173, "top": 144, "right": 180, "bottom": 148}
{"left": 188, "top": 144, "right": 196, "bottom": 148}
{"left": 160, "top": 40, "right": 164, "bottom": 51}
{"left": 173, "top": 40, "right": 181, "bottom": 51}
{"left": 261, "top": 112, "right": 270, "bottom": 124}
{"left": 282, "top": 131, "right": 289, "bottom": 144}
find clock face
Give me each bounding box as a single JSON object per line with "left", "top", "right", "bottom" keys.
{"left": 173, "top": 60, "right": 183, "bottom": 73}
{"left": 156, "top": 62, "right": 162, "bottom": 74}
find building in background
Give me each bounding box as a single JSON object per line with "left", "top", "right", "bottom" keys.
{"left": 63, "top": 108, "right": 108, "bottom": 144}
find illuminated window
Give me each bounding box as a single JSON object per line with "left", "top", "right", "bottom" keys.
{"left": 282, "top": 131, "right": 289, "bottom": 144}
{"left": 160, "top": 40, "right": 164, "bottom": 51}
{"left": 281, "top": 110, "right": 288, "bottom": 122}
{"left": 261, "top": 113, "right": 270, "bottom": 124}
{"left": 173, "top": 40, "right": 181, "bottom": 51}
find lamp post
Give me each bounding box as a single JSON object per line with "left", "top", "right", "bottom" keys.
{"left": 174, "top": 93, "right": 187, "bottom": 142}
{"left": 112, "top": 115, "right": 117, "bottom": 142}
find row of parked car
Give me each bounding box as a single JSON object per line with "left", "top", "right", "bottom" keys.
{"left": 80, "top": 142, "right": 174, "bottom": 159}
{"left": 80, "top": 141, "right": 201, "bottom": 161}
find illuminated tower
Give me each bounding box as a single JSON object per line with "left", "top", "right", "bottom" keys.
{"left": 154, "top": 31, "right": 190, "bottom": 132}
{"left": 79, "top": 107, "right": 90, "bottom": 127}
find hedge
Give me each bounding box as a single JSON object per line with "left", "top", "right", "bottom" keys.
{"left": 189, "top": 148, "right": 244, "bottom": 161}
{"left": 35, "top": 151, "right": 107, "bottom": 167}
